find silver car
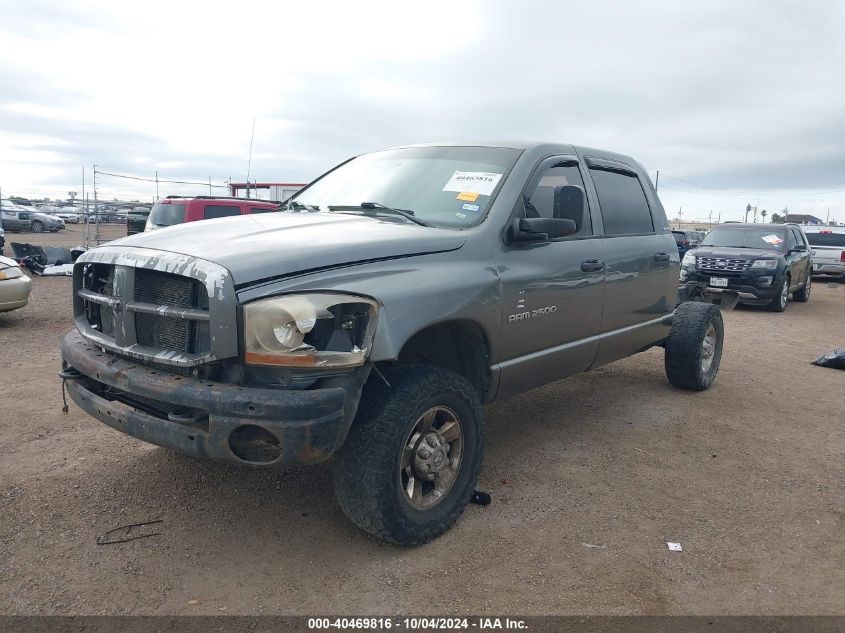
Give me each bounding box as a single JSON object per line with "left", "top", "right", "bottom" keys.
{"left": 0, "top": 205, "right": 32, "bottom": 232}
{"left": 29, "top": 211, "right": 65, "bottom": 232}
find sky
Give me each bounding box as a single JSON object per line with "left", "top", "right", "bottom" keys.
{"left": 1, "top": 0, "right": 844, "bottom": 222}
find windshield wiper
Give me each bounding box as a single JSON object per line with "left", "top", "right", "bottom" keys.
{"left": 327, "top": 202, "right": 432, "bottom": 227}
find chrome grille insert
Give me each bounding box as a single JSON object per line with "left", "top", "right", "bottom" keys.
{"left": 697, "top": 257, "right": 752, "bottom": 275}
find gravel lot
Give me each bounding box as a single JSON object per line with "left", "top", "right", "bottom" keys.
{"left": 0, "top": 224, "right": 843, "bottom": 615}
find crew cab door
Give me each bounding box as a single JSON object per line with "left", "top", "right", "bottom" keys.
{"left": 584, "top": 158, "right": 678, "bottom": 367}
{"left": 493, "top": 156, "right": 606, "bottom": 399}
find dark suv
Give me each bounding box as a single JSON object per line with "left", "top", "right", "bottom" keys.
{"left": 680, "top": 223, "right": 812, "bottom": 311}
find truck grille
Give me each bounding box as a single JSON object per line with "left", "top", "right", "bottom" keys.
{"left": 697, "top": 257, "right": 752, "bottom": 275}
{"left": 133, "top": 269, "right": 209, "bottom": 354}
{"left": 78, "top": 264, "right": 211, "bottom": 358}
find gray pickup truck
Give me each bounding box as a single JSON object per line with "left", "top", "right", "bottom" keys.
{"left": 60, "top": 142, "right": 724, "bottom": 545}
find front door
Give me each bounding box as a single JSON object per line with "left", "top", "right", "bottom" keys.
{"left": 494, "top": 156, "right": 606, "bottom": 399}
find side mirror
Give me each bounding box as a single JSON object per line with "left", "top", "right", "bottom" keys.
{"left": 791, "top": 244, "right": 808, "bottom": 252}
{"left": 510, "top": 217, "right": 577, "bottom": 242}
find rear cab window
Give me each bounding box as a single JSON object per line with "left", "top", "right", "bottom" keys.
{"left": 588, "top": 164, "right": 654, "bottom": 235}
{"left": 806, "top": 232, "right": 845, "bottom": 247}
{"left": 148, "top": 203, "right": 187, "bottom": 227}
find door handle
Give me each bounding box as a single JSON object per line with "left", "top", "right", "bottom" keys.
{"left": 580, "top": 259, "right": 605, "bottom": 272}
{"left": 654, "top": 252, "right": 670, "bottom": 262}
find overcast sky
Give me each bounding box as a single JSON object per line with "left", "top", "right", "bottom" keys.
{"left": 1, "top": 0, "right": 844, "bottom": 221}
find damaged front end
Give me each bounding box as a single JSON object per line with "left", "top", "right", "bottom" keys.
{"left": 60, "top": 246, "right": 371, "bottom": 467}
{"left": 677, "top": 281, "right": 740, "bottom": 310}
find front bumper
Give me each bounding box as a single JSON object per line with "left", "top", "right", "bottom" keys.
{"left": 60, "top": 330, "right": 369, "bottom": 467}
{"left": 680, "top": 273, "right": 781, "bottom": 305}
{"left": 0, "top": 275, "right": 32, "bottom": 312}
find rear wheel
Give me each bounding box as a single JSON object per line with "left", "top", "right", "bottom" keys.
{"left": 793, "top": 274, "right": 811, "bottom": 302}
{"left": 333, "top": 365, "right": 483, "bottom": 546}
{"left": 664, "top": 302, "right": 724, "bottom": 391}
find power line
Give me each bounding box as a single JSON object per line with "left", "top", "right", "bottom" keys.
{"left": 658, "top": 173, "right": 845, "bottom": 198}
{"left": 94, "top": 169, "right": 228, "bottom": 189}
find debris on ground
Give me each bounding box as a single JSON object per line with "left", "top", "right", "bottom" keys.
{"left": 470, "top": 489, "right": 491, "bottom": 505}
{"left": 581, "top": 543, "right": 607, "bottom": 549}
{"left": 96, "top": 519, "right": 163, "bottom": 545}
{"left": 812, "top": 347, "right": 845, "bottom": 370}
{"left": 10, "top": 242, "right": 85, "bottom": 276}
{"left": 41, "top": 264, "right": 74, "bottom": 276}
{"left": 667, "top": 542, "right": 683, "bottom": 552}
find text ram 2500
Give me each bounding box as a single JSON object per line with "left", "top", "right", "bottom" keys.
{"left": 60, "top": 142, "right": 724, "bottom": 545}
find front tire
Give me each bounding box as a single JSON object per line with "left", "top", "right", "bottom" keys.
{"left": 333, "top": 365, "right": 483, "bottom": 546}
{"left": 31, "top": 221, "right": 44, "bottom": 233}
{"left": 665, "top": 302, "right": 724, "bottom": 391}
{"left": 767, "top": 276, "right": 789, "bottom": 312}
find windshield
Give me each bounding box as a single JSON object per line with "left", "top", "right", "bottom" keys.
{"left": 700, "top": 226, "right": 786, "bottom": 251}
{"left": 289, "top": 146, "right": 522, "bottom": 228}
{"left": 148, "top": 203, "right": 186, "bottom": 227}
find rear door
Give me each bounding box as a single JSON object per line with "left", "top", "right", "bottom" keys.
{"left": 788, "top": 227, "right": 811, "bottom": 288}
{"left": 585, "top": 158, "right": 677, "bottom": 367}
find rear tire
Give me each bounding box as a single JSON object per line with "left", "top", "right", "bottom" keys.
{"left": 333, "top": 365, "right": 483, "bottom": 546}
{"left": 767, "top": 276, "right": 789, "bottom": 312}
{"left": 664, "top": 302, "right": 724, "bottom": 391}
{"left": 793, "top": 275, "right": 811, "bottom": 302}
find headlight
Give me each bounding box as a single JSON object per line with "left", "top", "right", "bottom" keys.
{"left": 751, "top": 259, "right": 777, "bottom": 269}
{"left": 243, "top": 293, "right": 379, "bottom": 368}
{"left": 682, "top": 252, "right": 696, "bottom": 267}
{"left": 0, "top": 266, "right": 23, "bottom": 280}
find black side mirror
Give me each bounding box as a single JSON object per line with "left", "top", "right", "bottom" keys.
{"left": 510, "top": 217, "right": 577, "bottom": 242}
{"left": 791, "top": 244, "right": 808, "bottom": 252}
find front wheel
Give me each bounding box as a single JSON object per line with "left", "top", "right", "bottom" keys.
{"left": 31, "top": 221, "right": 44, "bottom": 233}
{"left": 664, "top": 302, "right": 724, "bottom": 391}
{"left": 333, "top": 365, "right": 484, "bottom": 546}
{"left": 767, "top": 277, "right": 789, "bottom": 312}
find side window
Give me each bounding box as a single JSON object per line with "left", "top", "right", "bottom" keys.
{"left": 249, "top": 207, "right": 276, "bottom": 214}
{"left": 523, "top": 160, "right": 592, "bottom": 236}
{"left": 203, "top": 205, "right": 240, "bottom": 219}
{"left": 589, "top": 167, "right": 654, "bottom": 235}
{"left": 785, "top": 229, "right": 797, "bottom": 249}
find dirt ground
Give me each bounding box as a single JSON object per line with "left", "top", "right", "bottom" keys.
{"left": 0, "top": 224, "right": 843, "bottom": 615}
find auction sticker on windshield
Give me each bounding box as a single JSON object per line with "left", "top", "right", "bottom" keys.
{"left": 762, "top": 234, "right": 784, "bottom": 245}
{"left": 443, "top": 171, "right": 502, "bottom": 196}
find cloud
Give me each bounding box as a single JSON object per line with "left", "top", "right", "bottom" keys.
{"left": 1, "top": 0, "right": 844, "bottom": 220}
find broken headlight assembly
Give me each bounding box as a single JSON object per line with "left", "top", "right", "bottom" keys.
{"left": 243, "top": 293, "right": 379, "bottom": 368}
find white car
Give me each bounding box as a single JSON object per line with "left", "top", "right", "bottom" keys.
{"left": 53, "top": 207, "right": 81, "bottom": 223}
{"left": 0, "top": 254, "right": 31, "bottom": 313}
{"left": 805, "top": 225, "right": 845, "bottom": 278}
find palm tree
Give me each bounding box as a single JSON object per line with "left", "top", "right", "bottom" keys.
{"left": 761, "top": 210, "right": 767, "bottom": 222}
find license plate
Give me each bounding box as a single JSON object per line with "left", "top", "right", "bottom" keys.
{"left": 710, "top": 277, "right": 729, "bottom": 287}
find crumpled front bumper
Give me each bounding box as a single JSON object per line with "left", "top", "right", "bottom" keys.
{"left": 60, "top": 330, "right": 369, "bottom": 467}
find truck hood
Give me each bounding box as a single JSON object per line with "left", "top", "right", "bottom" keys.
{"left": 108, "top": 212, "right": 467, "bottom": 285}
{"left": 691, "top": 246, "right": 782, "bottom": 260}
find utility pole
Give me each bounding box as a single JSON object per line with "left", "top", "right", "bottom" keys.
{"left": 155, "top": 170, "right": 159, "bottom": 201}
{"left": 208, "top": 176, "right": 212, "bottom": 196}
{"left": 655, "top": 170, "right": 660, "bottom": 191}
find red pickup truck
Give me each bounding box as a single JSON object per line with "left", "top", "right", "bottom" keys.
{"left": 144, "top": 196, "right": 279, "bottom": 232}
